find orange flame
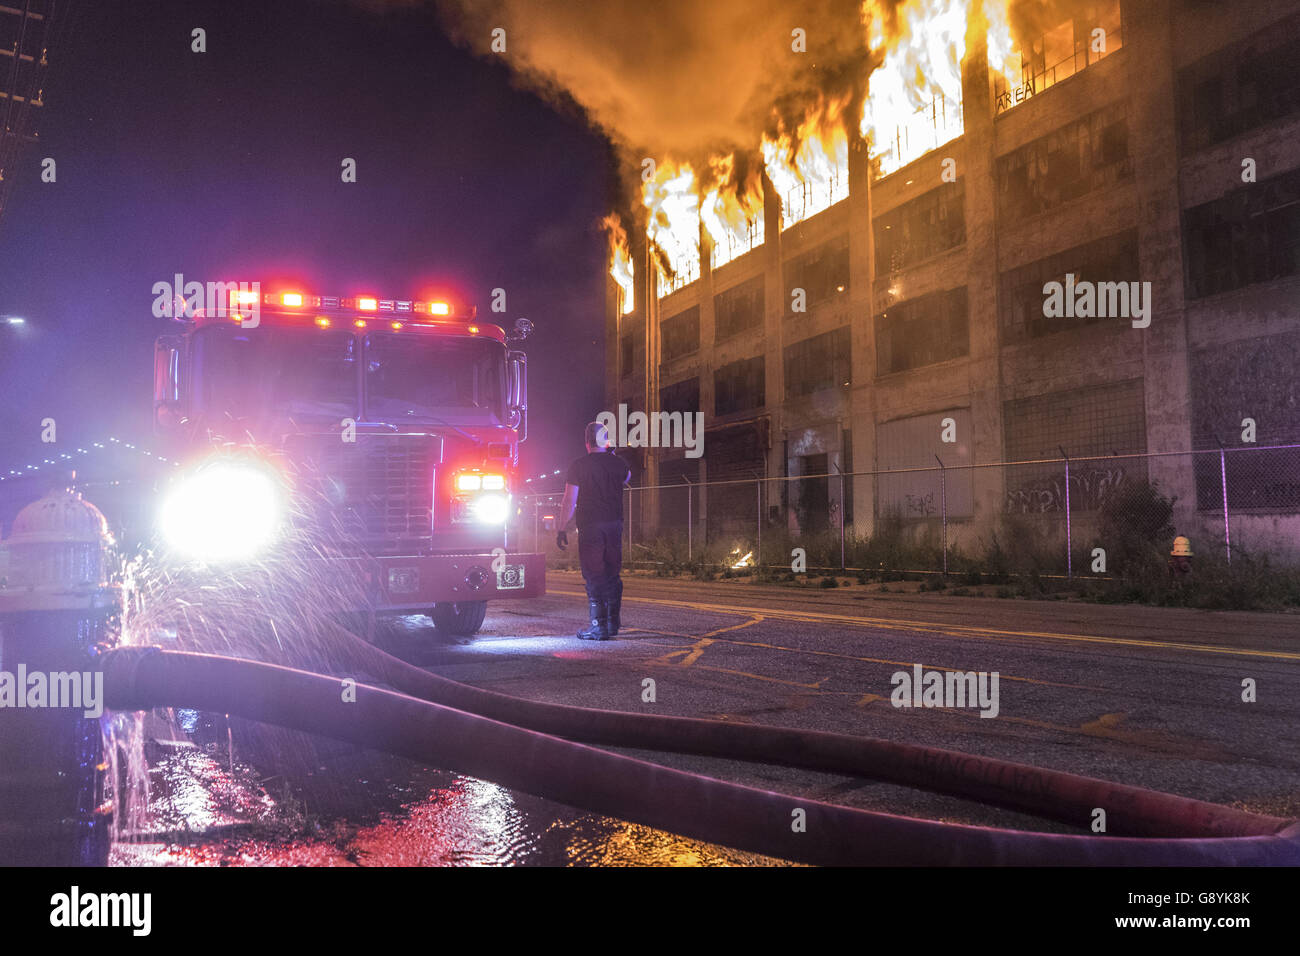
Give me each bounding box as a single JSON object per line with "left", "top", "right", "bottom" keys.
{"left": 761, "top": 94, "right": 851, "bottom": 229}
{"left": 642, "top": 159, "right": 701, "bottom": 297}
{"left": 602, "top": 214, "right": 635, "bottom": 315}
{"left": 701, "top": 154, "right": 764, "bottom": 270}
{"left": 861, "top": 0, "right": 968, "bottom": 176}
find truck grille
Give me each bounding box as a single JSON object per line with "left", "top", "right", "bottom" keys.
{"left": 286, "top": 434, "right": 439, "bottom": 553}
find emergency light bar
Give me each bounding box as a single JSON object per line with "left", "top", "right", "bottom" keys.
{"left": 226, "top": 289, "right": 470, "bottom": 318}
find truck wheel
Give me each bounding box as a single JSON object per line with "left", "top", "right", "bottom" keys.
{"left": 431, "top": 601, "right": 488, "bottom": 636}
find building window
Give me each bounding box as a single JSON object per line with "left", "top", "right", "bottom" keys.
{"left": 783, "top": 234, "right": 850, "bottom": 312}
{"left": 1177, "top": 12, "right": 1300, "bottom": 152}
{"left": 714, "top": 356, "right": 766, "bottom": 416}
{"left": 999, "top": 229, "right": 1139, "bottom": 341}
{"left": 660, "top": 306, "right": 700, "bottom": 362}
{"left": 659, "top": 376, "right": 700, "bottom": 415}
{"left": 785, "top": 327, "right": 851, "bottom": 398}
{"left": 876, "top": 409, "right": 974, "bottom": 519}
{"left": 874, "top": 182, "right": 965, "bottom": 277}
{"left": 996, "top": 101, "right": 1132, "bottom": 220}
{"left": 875, "top": 287, "right": 968, "bottom": 375}
{"left": 992, "top": 0, "right": 1124, "bottom": 116}
{"left": 1190, "top": 332, "right": 1300, "bottom": 512}
{"left": 620, "top": 331, "right": 635, "bottom": 378}
{"left": 1183, "top": 167, "right": 1300, "bottom": 299}
{"left": 1003, "top": 380, "right": 1146, "bottom": 513}
{"left": 714, "top": 275, "right": 765, "bottom": 343}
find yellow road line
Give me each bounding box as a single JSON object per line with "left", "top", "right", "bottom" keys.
{"left": 550, "top": 587, "right": 1300, "bottom": 662}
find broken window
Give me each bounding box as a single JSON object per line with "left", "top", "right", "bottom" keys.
{"left": 714, "top": 356, "right": 766, "bottom": 416}
{"left": 875, "top": 287, "right": 969, "bottom": 375}
{"left": 784, "top": 326, "right": 851, "bottom": 398}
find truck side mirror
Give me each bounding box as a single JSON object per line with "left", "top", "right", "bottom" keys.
{"left": 153, "top": 335, "right": 186, "bottom": 431}
{"left": 507, "top": 349, "right": 527, "bottom": 441}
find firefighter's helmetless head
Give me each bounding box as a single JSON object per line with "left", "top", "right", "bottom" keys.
{"left": 585, "top": 421, "right": 612, "bottom": 453}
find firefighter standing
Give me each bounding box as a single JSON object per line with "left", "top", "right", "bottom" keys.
{"left": 556, "top": 421, "right": 630, "bottom": 640}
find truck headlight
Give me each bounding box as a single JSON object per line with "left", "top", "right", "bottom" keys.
{"left": 453, "top": 491, "right": 510, "bottom": 524}
{"left": 468, "top": 493, "right": 509, "bottom": 524}
{"left": 160, "top": 460, "right": 284, "bottom": 562}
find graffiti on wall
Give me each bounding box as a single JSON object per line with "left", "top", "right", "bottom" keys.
{"left": 904, "top": 491, "right": 939, "bottom": 516}
{"left": 1004, "top": 467, "right": 1128, "bottom": 514}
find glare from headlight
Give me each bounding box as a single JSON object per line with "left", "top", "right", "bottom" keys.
{"left": 470, "top": 493, "right": 509, "bottom": 524}
{"left": 160, "top": 461, "right": 283, "bottom": 562}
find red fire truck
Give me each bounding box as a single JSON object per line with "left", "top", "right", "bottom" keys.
{"left": 150, "top": 286, "right": 544, "bottom": 636}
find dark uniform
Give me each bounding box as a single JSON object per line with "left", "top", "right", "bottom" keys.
{"left": 566, "top": 449, "right": 630, "bottom": 635}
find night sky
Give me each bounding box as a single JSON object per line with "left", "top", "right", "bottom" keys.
{"left": 0, "top": 0, "right": 611, "bottom": 481}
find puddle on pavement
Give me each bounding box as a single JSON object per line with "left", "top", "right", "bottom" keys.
{"left": 109, "top": 709, "right": 792, "bottom": 867}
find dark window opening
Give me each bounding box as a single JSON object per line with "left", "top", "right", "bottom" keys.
{"left": 1000, "top": 229, "right": 1140, "bottom": 340}
{"left": 783, "top": 234, "right": 850, "bottom": 311}
{"left": 785, "top": 327, "right": 851, "bottom": 398}
{"left": 660, "top": 306, "right": 700, "bottom": 361}
{"left": 714, "top": 356, "right": 766, "bottom": 416}
{"left": 714, "top": 275, "right": 765, "bottom": 343}
{"left": 875, "top": 287, "right": 969, "bottom": 375}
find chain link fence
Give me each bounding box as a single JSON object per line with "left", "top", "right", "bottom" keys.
{"left": 520, "top": 444, "right": 1300, "bottom": 585}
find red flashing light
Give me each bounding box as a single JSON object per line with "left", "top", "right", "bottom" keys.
{"left": 430, "top": 302, "right": 451, "bottom": 316}
{"left": 357, "top": 297, "right": 378, "bottom": 312}
{"left": 281, "top": 292, "right": 304, "bottom": 307}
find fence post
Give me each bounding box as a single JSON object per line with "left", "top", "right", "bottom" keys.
{"left": 533, "top": 497, "right": 539, "bottom": 554}
{"left": 935, "top": 455, "right": 947, "bottom": 576}
{"left": 683, "top": 474, "right": 693, "bottom": 562}
{"left": 835, "top": 463, "right": 846, "bottom": 571}
{"left": 1219, "top": 441, "right": 1231, "bottom": 565}
{"left": 1059, "top": 445, "right": 1072, "bottom": 579}
{"left": 756, "top": 476, "right": 763, "bottom": 568}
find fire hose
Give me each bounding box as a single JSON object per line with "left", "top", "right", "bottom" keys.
{"left": 335, "top": 626, "right": 1290, "bottom": 840}
{"left": 101, "top": 646, "right": 1300, "bottom": 866}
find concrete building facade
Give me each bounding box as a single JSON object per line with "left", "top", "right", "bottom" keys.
{"left": 606, "top": 0, "right": 1300, "bottom": 559}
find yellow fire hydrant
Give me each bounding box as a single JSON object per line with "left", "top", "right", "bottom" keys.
{"left": 1169, "top": 535, "right": 1193, "bottom": 578}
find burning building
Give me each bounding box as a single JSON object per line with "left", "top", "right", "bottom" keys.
{"left": 603, "top": 0, "right": 1300, "bottom": 554}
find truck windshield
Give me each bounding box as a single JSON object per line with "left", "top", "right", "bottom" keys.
{"left": 364, "top": 333, "right": 505, "bottom": 425}
{"left": 192, "top": 325, "right": 358, "bottom": 423}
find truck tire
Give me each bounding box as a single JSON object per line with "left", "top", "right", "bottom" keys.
{"left": 431, "top": 601, "right": 488, "bottom": 637}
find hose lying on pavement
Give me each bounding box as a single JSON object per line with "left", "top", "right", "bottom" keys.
{"left": 101, "top": 646, "right": 1300, "bottom": 866}
{"left": 330, "top": 628, "right": 1292, "bottom": 841}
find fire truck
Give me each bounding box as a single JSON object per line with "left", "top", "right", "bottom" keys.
{"left": 150, "top": 286, "right": 544, "bottom": 636}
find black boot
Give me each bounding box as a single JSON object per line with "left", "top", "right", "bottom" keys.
{"left": 577, "top": 601, "right": 609, "bottom": 641}
{"left": 606, "top": 579, "right": 622, "bottom": 636}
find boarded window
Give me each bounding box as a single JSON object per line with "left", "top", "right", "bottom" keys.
{"left": 1003, "top": 380, "right": 1147, "bottom": 514}
{"left": 876, "top": 409, "right": 973, "bottom": 519}
{"left": 1190, "top": 332, "right": 1300, "bottom": 512}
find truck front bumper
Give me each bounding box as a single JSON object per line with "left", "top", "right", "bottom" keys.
{"left": 367, "top": 551, "right": 546, "bottom": 609}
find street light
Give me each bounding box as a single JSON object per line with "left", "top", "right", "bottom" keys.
{"left": 2, "top": 316, "right": 25, "bottom": 326}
